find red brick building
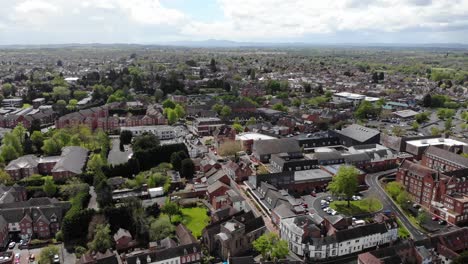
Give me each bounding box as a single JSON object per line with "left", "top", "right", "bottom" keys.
{"left": 396, "top": 160, "right": 468, "bottom": 225}
{"left": 422, "top": 146, "right": 468, "bottom": 172}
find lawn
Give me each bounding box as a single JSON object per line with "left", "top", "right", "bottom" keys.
{"left": 173, "top": 207, "right": 210, "bottom": 238}
{"left": 330, "top": 198, "right": 383, "bottom": 216}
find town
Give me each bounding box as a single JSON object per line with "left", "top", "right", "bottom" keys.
{"left": 0, "top": 44, "right": 466, "bottom": 264}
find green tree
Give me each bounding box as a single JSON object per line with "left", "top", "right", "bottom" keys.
{"left": 43, "top": 178, "right": 57, "bottom": 197}
{"left": 174, "top": 104, "right": 185, "bottom": 118}
{"left": 272, "top": 103, "right": 288, "bottom": 112}
{"left": 327, "top": 166, "right": 359, "bottom": 207}
{"left": 246, "top": 117, "right": 256, "bottom": 126}
{"left": 415, "top": 112, "right": 430, "bottom": 124}
{"left": 180, "top": 158, "right": 195, "bottom": 179}
{"left": 417, "top": 212, "right": 427, "bottom": 224}
{"left": 166, "top": 108, "right": 178, "bottom": 124}
{"left": 392, "top": 126, "right": 406, "bottom": 137}
{"left": 87, "top": 153, "right": 106, "bottom": 174}
{"left": 38, "top": 245, "right": 59, "bottom": 264}
{"left": 396, "top": 191, "right": 410, "bottom": 209}
{"left": 232, "top": 123, "right": 244, "bottom": 133}
{"left": 161, "top": 201, "right": 181, "bottom": 223}
{"left": 88, "top": 224, "right": 113, "bottom": 253}
{"left": 52, "top": 86, "right": 71, "bottom": 100}
{"left": 430, "top": 126, "right": 441, "bottom": 136}
{"left": 162, "top": 99, "right": 176, "bottom": 109}
{"left": 42, "top": 138, "right": 62, "bottom": 155}
{"left": 220, "top": 105, "right": 232, "bottom": 117}
{"left": 355, "top": 100, "right": 376, "bottom": 119}
{"left": 171, "top": 151, "right": 188, "bottom": 171}
{"left": 31, "top": 131, "right": 44, "bottom": 152}
{"left": 444, "top": 118, "right": 453, "bottom": 132}
{"left": 0, "top": 145, "right": 20, "bottom": 162}
{"left": 253, "top": 233, "right": 289, "bottom": 261}
{"left": 211, "top": 103, "right": 223, "bottom": 114}
{"left": 120, "top": 130, "right": 133, "bottom": 145}
{"left": 412, "top": 121, "right": 420, "bottom": 130}
{"left": 149, "top": 217, "right": 175, "bottom": 241}
{"left": 0, "top": 170, "right": 13, "bottom": 185}
{"left": 2, "top": 83, "right": 14, "bottom": 97}
{"left": 386, "top": 182, "right": 404, "bottom": 200}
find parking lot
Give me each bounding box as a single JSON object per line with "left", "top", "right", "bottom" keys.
{"left": 5, "top": 242, "right": 75, "bottom": 264}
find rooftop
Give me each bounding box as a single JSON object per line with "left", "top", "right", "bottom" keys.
{"left": 407, "top": 138, "right": 468, "bottom": 148}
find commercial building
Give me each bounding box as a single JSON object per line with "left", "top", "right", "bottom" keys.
{"left": 120, "top": 125, "right": 175, "bottom": 140}
{"left": 332, "top": 124, "right": 380, "bottom": 147}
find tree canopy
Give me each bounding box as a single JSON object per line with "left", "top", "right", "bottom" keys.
{"left": 328, "top": 166, "right": 359, "bottom": 207}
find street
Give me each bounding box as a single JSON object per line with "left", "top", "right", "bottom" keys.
{"left": 87, "top": 186, "right": 98, "bottom": 210}
{"left": 364, "top": 169, "right": 428, "bottom": 241}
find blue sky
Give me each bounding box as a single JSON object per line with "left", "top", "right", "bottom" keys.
{"left": 0, "top": 0, "right": 467, "bottom": 45}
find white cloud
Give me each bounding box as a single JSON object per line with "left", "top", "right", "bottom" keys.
{"left": 181, "top": 0, "right": 468, "bottom": 40}
{"left": 116, "top": 0, "right": 185, "bottom": 25}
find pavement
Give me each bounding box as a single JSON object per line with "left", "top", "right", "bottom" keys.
{"left": 107, "top": 138, "right": 133, "bottom": 166}
{"left": 87, "top": 186, "right": 98, "bottom": 210}
{"left": 364, "top": 169, "right": 428, "bottom": 241}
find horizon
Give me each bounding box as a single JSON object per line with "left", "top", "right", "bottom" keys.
{"left": 0, "top": 0, "right": 467, "bottom": 45}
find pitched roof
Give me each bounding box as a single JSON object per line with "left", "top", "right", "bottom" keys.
{"left": 206, "top": 181, "right": 230, "bottom": 194}
{"left": 5, "top": 155, "right": 38, "bottom": 170}
{"left": 176, "top": 224, "right": 197, "bottom": 245}
{"left": 113, "top": 228, "right": 132, "bottom": 241}
{"left": 52, "top": 146, "right": 88, "bottom": 174}
{"left": 336, "top": 223, "right": 388, "bottom": 242}
{"left": 425, "top": 146, "right": 468, "bottom": 168}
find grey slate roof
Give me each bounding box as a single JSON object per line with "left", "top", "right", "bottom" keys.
{"left": 425, "top": 146, "right": 468, "bottom": 168}
{"left": 253, "top": 138, "right": 301, "bottom": 155}
{"left": 52, "top": 146, "right": 88, "bottom": 174}
{"left": 335, "top": 124, "right": 380, "bottom": 143}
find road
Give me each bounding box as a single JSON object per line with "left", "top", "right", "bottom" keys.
{"left": 87, "top": 186, "right": 98, "bottom": 210}
{"left": 365, "top": 169, "right": 427, "bottom": 241}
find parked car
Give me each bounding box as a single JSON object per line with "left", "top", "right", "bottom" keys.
{"left": 438, "top": 220, "right": 446, "bottom": 225}
{"left": 53, "top": 254, "right": 60, "bottom": 263}
{"left": 8, "top": 242, "right": 15, "bottom": 249}
{"left": 29, "top": 254, "right": 35, "bottom": 262}
{"left": 326, "top": 197, "right": 333, "bottom": 202}
{"left": 432, "top": 216, "right": 439, "bottom": 221}
{"left": 320, "top": 199, "right": 327, "bottom": 205}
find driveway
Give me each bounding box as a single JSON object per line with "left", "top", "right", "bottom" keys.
{"left": 107, "top": 139, "right": 133, "bottom": 166}
{"left": 87, "top": 186, "right": 98, "bottom": 210}
{"left": 365, "top": 169, "right": 427, "bottom": 241}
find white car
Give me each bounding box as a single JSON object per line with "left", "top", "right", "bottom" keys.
{"left": 53, "top": 254, "right": 60, "bottom": 263}
{"left": 8, "top": 242, "right": 15, "bottom": 249}
{"left": 330, "top": 209, "right": 337, "bottom": 216}
{"left": 320, "top": 199, "right": 327, "bottom": 205}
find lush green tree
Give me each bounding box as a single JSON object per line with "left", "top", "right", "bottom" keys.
{"left": 412, "top": 121, "right": 420, "bottom": 130}
{"left": 96, "top": 178, "right": 113, "bottom": 208}
{"left": 132, "top": 133, "right": 160, "bottom": 152}
{"left": 253, "top": 233, "right": 289, "bottom": 261}
{"left": 327, "top": 166, "right": 359, "bottom": 207}
{"left": 272, "top": 103, "right": 288, "bottom": 112}
{"left": 396, "top": 191, "right": 410, "bottom": 209}
{"left": 2, "top": 83, "right": 14, "bottom": 97}
{"left": 166, "top": 108, "right": 178, "bottom": 124}
{"left": 220, "top": 105, "right": 232, "bottom": 118}
{"left": 232, "top": 123, "right": 244, "bottom": 133}
{"left": 43, "top": 178, "right": 57, "bottom": 197}
{"left": 88, "top": 224, "right": 113, "bottom": 253}
{"left": 415, "top": 112, "right": 430, "bottom": 124}
{"left": 31, "top": 131, "right": 44, "bottom": 152}
{"left": 38, "top": 245, "right": 59, "bottom": 264}
{"left": 355, "top": 100, "right": 376, "bottom": 119}
{"left": 218, "top": 141, "right": 242, "bottom": 157}
{"left": 437, "top": 108, "right": 456, "bottom": 120}
{"left": 445, "top": 118, "right": 453, "bottom": 133}
{"left": 52, "top": 86, "right": 71, "bottom": 100}
{"left": 161, "top": 201, "right": 181, "bottom": 223}
{"left": 212, "top": 103, "right": 223, "bottom": 114}
{"left": 430, "top": 126, "right": 441, "bottom": 136}
{"left": 120, "top": 130, "right": 133, "bottom": 145}
{"left": 42, "top": 138, "right": 62, "bottom": 155}
{"left": 386, "top": 182, "right": 405, "bottom": 200}
{"left": 180, "top": 158, "right": 195, "bottom": 179}
{"left": 174, "top": 104, "right": 185, "bottom": 118}
{"left": 0, "top": 145, "right": 20, "bottom": 162}
{"left": 417, "top": 212, "right": 427, "bottom": 224}
{"left": 392, "top": 126, "right": 406, "bottom": 137}
{"left": 246, "top": 117, "right": 256, "bottom": 126}
{"left": 0, "top": 170, "right": 13, "bottom": 185}
{"left": 73, "top": 90, "right": 88, "bottom": 101}
{"left": 149, "top": 217, "right": 175, "bottom": 241}
{"left": 170, "top": 151, "right": 188, "bottom": 171}
{"left": 87, "top": 153, "right": 107, "bottom": 174}
{"left": 162, "top": 99, "right": 176, "bottom": 109}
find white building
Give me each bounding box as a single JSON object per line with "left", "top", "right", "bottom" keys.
{"left": 120, "top": 125, "right": 175, "bottom": 140}
{"left": 333, "top": 92, "right": 380, "bottom": 106}
{"left": 280, "top": 214, "right": 398, "bottom": 261}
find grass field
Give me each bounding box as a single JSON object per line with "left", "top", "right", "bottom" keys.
{"left": 330, "top": 198, "right": 383, "bottom": 216}
{"left": 173, "top": 207, "right": 210, "bottom": 238}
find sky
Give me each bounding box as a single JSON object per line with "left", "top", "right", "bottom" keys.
{"left": 0, "top": 0, "right": 467, "bottom": 45}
